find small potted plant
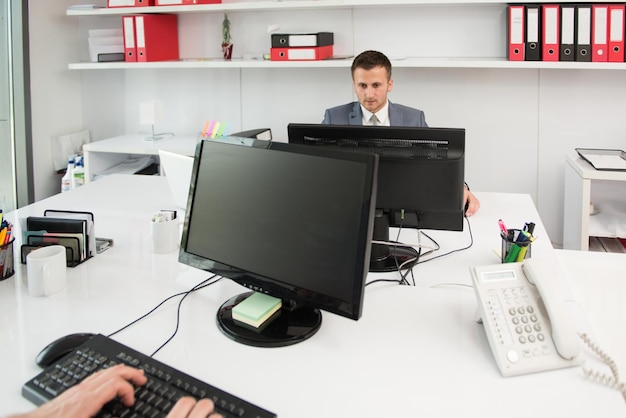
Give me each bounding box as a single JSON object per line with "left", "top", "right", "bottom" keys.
{"left": 222, "top": 13, "right": 233, "bottom": 60}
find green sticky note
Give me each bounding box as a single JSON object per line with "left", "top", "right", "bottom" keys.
{"left": 232, "top": 292, "right": 282, "bottom": 328}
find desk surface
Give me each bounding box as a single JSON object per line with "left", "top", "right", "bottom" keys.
{"left": 1, "top": 175, "right": 624, "bottom": 417}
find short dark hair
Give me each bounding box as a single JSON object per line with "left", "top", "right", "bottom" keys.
{"left": 351, "top": 50, "right": 392, "bottom": 80}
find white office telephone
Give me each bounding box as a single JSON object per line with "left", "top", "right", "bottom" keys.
{"left": 471, "top": 258, "right": 582, "bottom": 377}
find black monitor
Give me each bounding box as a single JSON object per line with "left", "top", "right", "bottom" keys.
{"left": 288, "top": 123, "right": 465, "bottom": 272}
{"left": 179, "top": 139, "right": 378, "bottom": 347}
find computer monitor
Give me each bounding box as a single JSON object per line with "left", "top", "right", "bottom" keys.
{"left": 179, "top": 139, "right": 378, "bottom": 347}
{"left": 287, "top": 123, "right": 465, "bottom": 272}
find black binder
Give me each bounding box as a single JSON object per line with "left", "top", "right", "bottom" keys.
{"left": 560, "top": 4, "right": 576, "bottom": 61}
{"left": 575, "top": 4, "right": 592, "bottom": 62}
{"left": 525, "top": 5, "right": 542, "bottom": 61}
{"left": 271, "top": 32, "right": 334, "bottom": 48}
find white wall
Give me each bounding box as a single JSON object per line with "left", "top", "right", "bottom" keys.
{"left": 28, "top": 3, "right": 626, "bottom": 247}
{"left": 28, "top": 0, "right": 85, "bottom": 199}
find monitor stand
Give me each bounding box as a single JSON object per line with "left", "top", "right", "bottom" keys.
{"left": 216, "top": 292, "right": 322, "bottom": 347}
{"left": 369, "top": 210, "right": 419, "bottom": 273}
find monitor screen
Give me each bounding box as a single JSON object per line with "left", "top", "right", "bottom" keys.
{"left": 287, "top": 123, "right": 465, "bottom": 272}
{"left": 179, "top": 139, "right": 378, "bottom": 347}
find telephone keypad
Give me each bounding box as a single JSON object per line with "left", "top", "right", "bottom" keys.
{"left": 501, "top": 287, "right": 547, "bottom": 351}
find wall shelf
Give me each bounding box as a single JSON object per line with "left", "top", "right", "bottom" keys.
{"left": 68, "top": 57, "right": 626, "bottom": 70}
{"left": 67, "top": 0, "right": 626, "bottom": 16}
{"left": 66, "top": 1, "right": 532, "bottom": 16}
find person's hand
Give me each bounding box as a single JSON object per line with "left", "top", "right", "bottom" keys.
{"left": 14, "top": 364, "right": 147, "bottom": 418}
{"left": 10, "top": 364, "right": 223, "bottom": 418}
{"left": 167, "top": 397, "right": 222, "bottom": 418}
{"left": 464, "top": 188, "right": 480, "bottom": 217}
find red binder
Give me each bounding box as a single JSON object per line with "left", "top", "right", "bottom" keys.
{"left": 108, "top": 0, "right": 154, "bottom": 7}
{"left": 135, "top": 14, "right": 179, "bottom": 62}
{"left": 270, "top": 45, "right": 333, "bottom": 61}
{"left": 542, "top": 4, "right": 560, "bottom": 61}
{"left": 122, "top": 15, "right": 136, "bottom": 62}
{"left": 608, "top": 4, "right": 625, "bottom": 62}
{"left": 506, "top": 5, "right": 525, "bottom": 61}
{"left": 592, "top": 4, "right": 609, "bottom": 62}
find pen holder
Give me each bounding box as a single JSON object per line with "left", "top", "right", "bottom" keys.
{"left": 501, "top": 229, "right": 532, "bottom": 263}
{"left": 0, "top": 238, "right": 15, "bottom": 280}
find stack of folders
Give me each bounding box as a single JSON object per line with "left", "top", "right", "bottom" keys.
{"left": 107, "top": 0, "right": 155, "bottom": 7}
{"left": 270, "top": 32, "right": 334, "bottom": 61}
{"left": 507, "top": 3, "right": 625, "bottom": 62}
{"left": 122, "top": 14, "right": 179, "bottom": 62}
{"left": 232, "top": 293, "right": 282, "bottom": 330}
{"left": 88, "top": 29, "right": 124, "bottom": 63}
{"left": 155, "top": 0, "right": 221, "bottom": 4}
{"left": 21, "top": 211, "right": 96, "bottom": 267}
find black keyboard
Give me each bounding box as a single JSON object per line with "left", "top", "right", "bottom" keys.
{"left": 22, "top": 334, "right": 276, "bottom": 418}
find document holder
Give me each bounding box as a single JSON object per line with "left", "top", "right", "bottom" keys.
{"left": 44, "top": 210, "right": 96, "bottom": 258}
{"left": 22, "top": 213, "right": 95, "bottom": 267}
{"left": 21, "top": 243, "right": 79, "bottom": 267}
{"left": 25, "top": 235, "right": 82, "bottom": 267}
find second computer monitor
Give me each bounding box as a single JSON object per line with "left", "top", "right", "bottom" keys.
{"left": 288, "top": 123, "right": 465, "bottom": 272}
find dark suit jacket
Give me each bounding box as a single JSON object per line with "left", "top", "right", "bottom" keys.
{"left": 322, "top": 101, "right": 428, "bottom": 127}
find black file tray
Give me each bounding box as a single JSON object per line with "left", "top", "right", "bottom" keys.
{"left": 23, "top": 215, "right": 93, "bottom": 267}
{"left": 21, "top": 243, "right": 79, "bottom": 267}
{"left": 575, "top": 148, "right": 626, "bottom": 171}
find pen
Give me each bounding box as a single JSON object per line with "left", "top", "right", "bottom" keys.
{"left": 516, "top": 230, "right": 530, "bottom": 243}
{"left": 498, "top": 219, "right": 508, "bottom": 235}
{"left": 524, "top": 222, "right": 535, "bottom": 235}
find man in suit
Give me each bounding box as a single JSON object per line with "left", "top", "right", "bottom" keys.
{"left": 322, "top": 50, "right": 480, "bottom": 216}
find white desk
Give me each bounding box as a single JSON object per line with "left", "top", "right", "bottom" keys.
{"left": 1, "top": 175, "right": 624, "bottom": 417}
{"left": 83, "top": 134, "right": 198, "bottom": 183}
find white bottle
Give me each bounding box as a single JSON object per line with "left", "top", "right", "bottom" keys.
{"left": 72, "top": 156, "right": 85, "bottom": 189}
{"left": 61, "top": 157, "right": 75, "bottom": 193}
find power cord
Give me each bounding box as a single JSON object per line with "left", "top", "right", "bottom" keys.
{"left": 106, "top": 274, "right": 221, "bottom": 357}
{"left": 417, "top": 213, "right": 474, "bottom": 264}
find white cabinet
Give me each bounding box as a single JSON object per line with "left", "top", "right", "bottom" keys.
{"left": 563, "top": 150, "right": 626, "bottom": 251}
{"left": 82, "top": 134, "right": 198, "bottom": 182}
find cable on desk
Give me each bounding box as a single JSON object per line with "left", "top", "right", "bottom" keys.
{"left": 150, "top": 275, "right": 223, "bottom": 357}
{"left": 417, "top": 213, "right": 474, "bottom": 265}
{"left": 579, "top": 333, "right": 626, "bottom": 401}
{"left": 106, "top": 274, "right": 221, "bottom": 356}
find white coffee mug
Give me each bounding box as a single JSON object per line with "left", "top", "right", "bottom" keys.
{"left": 151, "top": 219, "right": 182, "bottom": 254}
{"left": 26, "top": 245, "right": 67, "bottom": 297}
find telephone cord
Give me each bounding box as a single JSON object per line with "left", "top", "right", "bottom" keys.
{"left": 579, "top": 332, "right": 626, "bottom": 401}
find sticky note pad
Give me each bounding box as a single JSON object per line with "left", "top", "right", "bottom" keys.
{"left": 232, "top": 292, "right": 282, "bottom": 328}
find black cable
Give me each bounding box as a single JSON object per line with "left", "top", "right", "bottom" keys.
{"left": 416, "top": 214, "right": 474, "bottom": 264}
{"left": 366, "top": 277, "right": 405, "bottom": 287}
{"left": 375, "top": 214, "right": 473, "bottom": 286}
{"left": 150, "top": 276, "right": 222, "bottom": 357}
{"left": 106, "top": 274, "right": 220, "bottom": 356}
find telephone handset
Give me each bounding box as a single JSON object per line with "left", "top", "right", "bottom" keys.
{"left": 471, "top": 258, "right": 581, "bottom": 377}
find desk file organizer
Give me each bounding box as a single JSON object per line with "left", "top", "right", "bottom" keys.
{"left": 21, "top": 210, "right": 95, "bottom": 267}
{"left": 0, "top": 238, "right": 15, "bottom": 280}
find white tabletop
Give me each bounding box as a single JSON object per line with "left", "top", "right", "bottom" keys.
{"left": 1, "top": 175, "right": 624, "bottom": 417}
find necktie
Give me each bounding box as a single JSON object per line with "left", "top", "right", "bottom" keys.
{"left": 370, "top": 114, "right": 380, "bottom": 126}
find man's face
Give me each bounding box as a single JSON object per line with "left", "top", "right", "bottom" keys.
{"left": 352, "top": 66, "right": 393, "bottom": 114}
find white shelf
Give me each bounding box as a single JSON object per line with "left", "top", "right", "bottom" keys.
{"left": 67, "top": 0, "right": 626, "bottom": 16}
{"left": 68, "top": 57, "right": 626, "bottom": 70}
{"left": 66, "top": 1, "right": 525, "bottom": 16}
